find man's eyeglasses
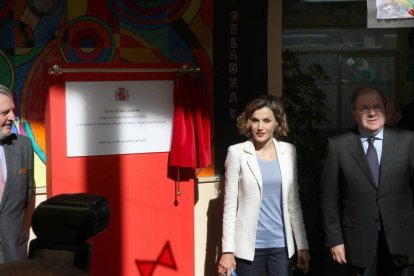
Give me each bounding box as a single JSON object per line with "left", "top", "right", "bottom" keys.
{"left": 354, "top": 105, "right": 384, "bottom": 114}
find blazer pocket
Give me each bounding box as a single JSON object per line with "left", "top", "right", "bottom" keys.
{"left": 342, "top": 216, "right": 356, "bottom": 228}
{"left": 18, "top": 168, "right": 29, "bottom": 174}
{"left": 403, "top": 210, "right": 414, "bottom": 226}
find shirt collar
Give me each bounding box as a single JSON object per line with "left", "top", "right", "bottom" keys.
{"left": 358, "top": 127, "right": 384, "bottom": 141}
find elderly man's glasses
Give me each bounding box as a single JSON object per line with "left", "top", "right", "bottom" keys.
{"left": 354, "top": 104, "right": 384, "bottom": 114}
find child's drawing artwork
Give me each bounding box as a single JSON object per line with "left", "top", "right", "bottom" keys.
{"left": 377, "top": 0, "right": 414, "bottom": 19}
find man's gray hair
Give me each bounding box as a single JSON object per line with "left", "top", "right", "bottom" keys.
{"left": 0, "top": 84, "right": 13, "bottom": 97}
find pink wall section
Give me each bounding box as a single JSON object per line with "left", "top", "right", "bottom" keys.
{"left": 45, "top": 65, "right": 195, "bottom": 276}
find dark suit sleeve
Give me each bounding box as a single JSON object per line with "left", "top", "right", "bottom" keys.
{"left": 320, "top": 138, "right": 343, "bottom": 248}
{"left": 27, "top": 138, "right": 34, "bottom": 207}
{"left": 410, "top": 132, "right": 414, "bottom": 204}
{"left": 23, "top": 136, "right": 35, "bottom": 245}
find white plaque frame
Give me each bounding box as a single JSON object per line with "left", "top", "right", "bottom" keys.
{"left": 65, "top": 80, "right": 174, "bottom": 157}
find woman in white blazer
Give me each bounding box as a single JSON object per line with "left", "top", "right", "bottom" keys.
{"left": 217, "top": 95, "right": 310, "bottom": 276}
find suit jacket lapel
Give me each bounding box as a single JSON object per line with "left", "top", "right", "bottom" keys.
{"left": 244, "top": 140, "right": 262, "bottom": 191}
{"left": 345, "top": 128, "right": 378, "bottom": 189}
{"left": 378, "top": 127, "right": 398, "bottom": 188}
{"left": 0, "top": 141, "right": 17, "bottom": 211}
{"left": 274, "top": 139, "right": 288, "bottom": 193}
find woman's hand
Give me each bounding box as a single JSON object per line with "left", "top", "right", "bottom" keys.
{"left": 217, "top": 253, "right": 236, "bottom": 275}
{"left": 297, "top": 249, "right": 311, "bottom": 274}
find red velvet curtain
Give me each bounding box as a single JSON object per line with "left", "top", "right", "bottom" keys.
{"left": 169, "top": 73, "right": 211, "bottom": 181}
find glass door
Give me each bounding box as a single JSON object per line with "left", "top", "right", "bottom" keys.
{"left": 338, "top": 54, "right": 397, "bottom": 129}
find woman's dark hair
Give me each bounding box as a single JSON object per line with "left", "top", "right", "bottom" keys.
{"left": 237, "top": 94, "right": 289, "bottom": 138}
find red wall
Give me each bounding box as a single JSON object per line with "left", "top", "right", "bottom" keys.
{"left": 45, "top": 65, "right": 195, "bottom": 276}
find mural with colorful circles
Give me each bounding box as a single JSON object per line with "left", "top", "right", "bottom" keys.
{"left": 0, "top": 0, "right": 212, "bottom": 189}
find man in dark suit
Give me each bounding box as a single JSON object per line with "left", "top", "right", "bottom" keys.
{"left": 0, "top": 84, "right": 34, "bottom": 263}
{"left": 320, "top": 86, "right": 414, "bottom": 276}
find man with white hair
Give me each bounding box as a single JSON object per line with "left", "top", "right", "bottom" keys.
{"left": 0, "top": 84, "right": 34, "bottom": 263}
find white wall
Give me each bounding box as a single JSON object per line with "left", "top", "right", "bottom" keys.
{"left": 194, "top": 177, "right": 222, "bottom": 276}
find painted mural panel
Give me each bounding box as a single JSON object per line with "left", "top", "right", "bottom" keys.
{"left": 0, "top": 0, "right": 213, "bottom": 189}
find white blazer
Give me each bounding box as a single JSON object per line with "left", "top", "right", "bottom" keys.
{"left": 221, "top": 139, "right": 309, "bottom": 261}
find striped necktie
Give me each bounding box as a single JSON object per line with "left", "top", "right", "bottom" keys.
{"left": 366, "top": 137, "right": 380, "bottom": 186}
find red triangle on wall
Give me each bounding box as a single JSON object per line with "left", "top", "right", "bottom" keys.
{"left": 157, "top": 241, "right": 177, "bottom": 269}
